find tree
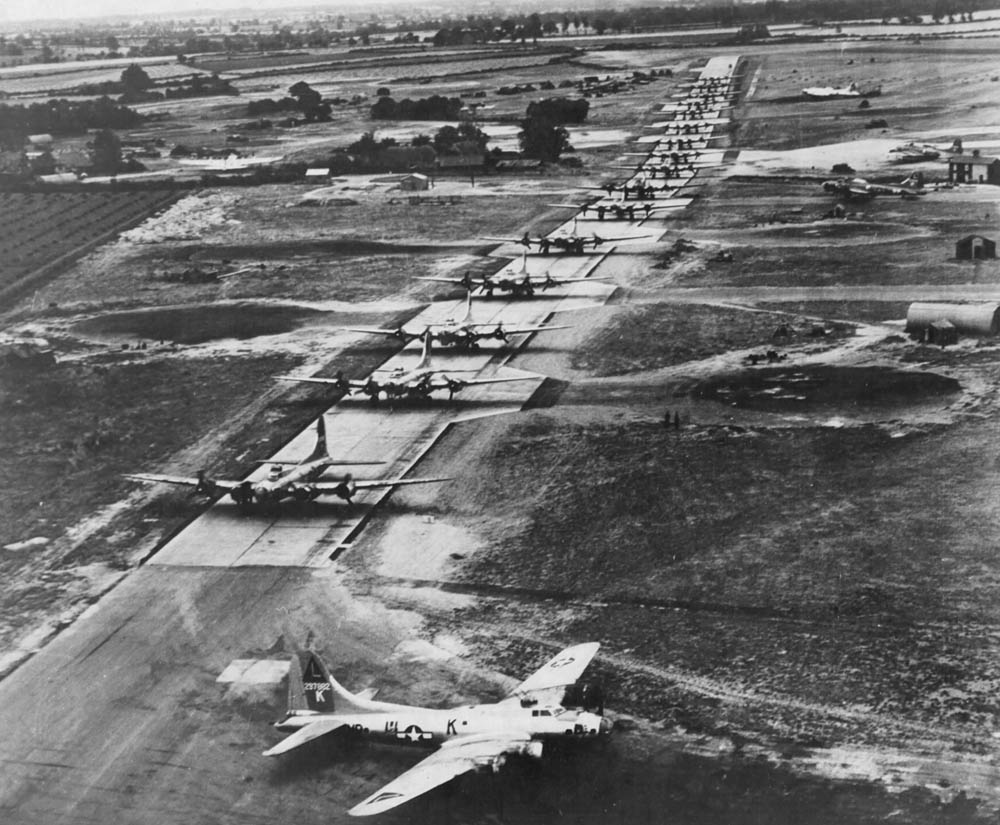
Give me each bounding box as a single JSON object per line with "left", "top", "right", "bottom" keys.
{"left": 593, "top": 19, "right": 608, "bottom": 35}
{"left": 121, "top": 64, "right": 153, "bottom": 92}
{"left": 518, "top": 116, "right": 571, "bottom": 162}
{"left": 91, "top": 128, "right": 122, "bottom": 174}
{"left": 105, "top": 35, "right": 119, "bottom": 52}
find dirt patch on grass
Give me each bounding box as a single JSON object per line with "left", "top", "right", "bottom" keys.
{"left": 71, "top": 302, "right": 331, "bottom": 345}
{"left": 572, "top": 303, "right": 853, "bottom": 375}
{"left": 695, "top": 365, "right": 960, "bottom": 412}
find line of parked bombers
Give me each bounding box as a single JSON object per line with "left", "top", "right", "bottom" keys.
{"left": 124, "top": 63, "right": 739, "bottom": 818}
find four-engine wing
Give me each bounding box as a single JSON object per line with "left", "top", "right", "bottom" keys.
{"left": 348, "top": 733, "right": 537, "bottom": 817}
{"left": 309, "top": 476, "right": 452, "bottom": 493}
{"left": 123, "top": 472, "right": 241, "bottom": 491}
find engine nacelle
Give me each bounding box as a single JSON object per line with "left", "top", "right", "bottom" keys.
{"left": 291, "top": 485, "right": 319, "bottom": 502}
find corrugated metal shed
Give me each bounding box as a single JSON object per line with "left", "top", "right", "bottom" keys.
{"left": 926, "top": 320, "right": 958, "bottom": 346}
{"left": 906, "top": 302, "right": 1000, "bottom": 336}
{"left": 956, "top": 234, "right": 996, "bottom": 260}
{"left": 398, "top": 173, "right": 429, "bottom": 191}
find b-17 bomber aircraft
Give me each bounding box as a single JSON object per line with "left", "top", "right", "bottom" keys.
{"left": 124, "top": 416, "right": 448, "bottom": 507}
{"left": 483, "top": 222, "right": 650, "bottom": 255}
{"left": 419, "top": 256, "right": 610, "bottom": 298}
{"left": 264, "top": 642, "right": 610, "bottom": 816}
{"left": 343, "top": 289, "right": 569, "bottom": 349}
{"left": 822, "top": 173, "right": 931, "bottom": 199}
{"left": 280, "top": 334, "right": 534, "bottom": 402}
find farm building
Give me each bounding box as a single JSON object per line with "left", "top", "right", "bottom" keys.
{"left": 398, "top": 173, "right": 429, "bottom": 191}
{"left": 955, "top": 234, "right": 996, "bottom": 260}
{"left": 906, "top": 302, "right": 1000, "bottom": 337}
{"left": 305, "top": 167, "right": 330, "bottom": 179}
{"left": 948, "top": 152, "right": 1000, "bottom": 185}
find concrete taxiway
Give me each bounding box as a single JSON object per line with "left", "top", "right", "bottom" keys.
{"left": 0, "top": 57, "right": 742, "bottom": 824}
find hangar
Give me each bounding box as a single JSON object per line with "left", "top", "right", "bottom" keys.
{"left": 906, "top": 302, "right": 1000, "bottom": 337}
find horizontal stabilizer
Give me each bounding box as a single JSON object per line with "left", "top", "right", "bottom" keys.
{"left": 263, "top": 717, "right": 348, "bottom": 756}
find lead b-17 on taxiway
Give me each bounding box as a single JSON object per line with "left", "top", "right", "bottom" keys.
{"left": 264, "top": 642, "right": 610, "bottom": 816}
{"left": 280, "top": 333, "right": 534, "bottom": 402}
{"left": 124, "top": 416, "right": 448, "bottom": 507}
{"left": 343, "top": 289, "right": 569, "bottom": 349}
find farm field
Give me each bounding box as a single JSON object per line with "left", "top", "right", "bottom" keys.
{"left": 4, "top": 31, "right": 1000, "bottom": 825}
{"left": 0, "top": 190, "right": 181, "bottom": 305}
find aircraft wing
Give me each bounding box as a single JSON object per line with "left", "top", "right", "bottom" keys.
{"left": 546, "top": 276, "right": 612, "bottom": 285}
{"left": 348, "top": 733, "right": 535, "bottom": 817}
{"left": 262, "top": 716, "right": 352, "bottom": 757}
{"left": 123, "top": 473, "right": 241, "bottom": 492}
{"left": 311, "top": 476, "right": 451, "bottom": 492}
{"left": 481, "top": 236, "right": 528, "bottom": 244}
{"left": 441, "top": 374, "right": 537, "bottom": 388}
{"left": 467, "top": 323, "right": 572, "bottom": 336}
{"left": 278, "top": 375, "right": 367, "bottom": 390}
{"left": 509, "top": 642, "right": 600, "bottom": 696}
{"left": 415, "top": 276, "right": 477, "bottom": 285}
{"left": 343, "top": 326, "right": 415, "bottom": 339}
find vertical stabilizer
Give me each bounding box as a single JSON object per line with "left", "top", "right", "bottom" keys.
{"left": 414, "top": 332, "right": 434, "bottom": 371}
{"left": 458, "top": 289, "right": 473, "bottom": 324}
{"left": 304, "top": 416, "right": 328, "bottom": 463}
{"left": 519, "top": 250, "right": 528, "bottom": 274}
{"left": 301, "top": 652, "right": 337, "bottom": 712}
{"left": 301, "top": 651, "right": 373, "bottom": 712}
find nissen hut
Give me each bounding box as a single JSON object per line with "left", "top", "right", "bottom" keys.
{"left": 906, "top": 302, "right": 1000, "bottom": 338}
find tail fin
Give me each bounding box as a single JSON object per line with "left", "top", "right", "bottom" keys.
{"left": 304, "top": 416, "right": 328, "bottom": 462}
{"left": 519, "top": 250, "right": 528, "bottom": 274}
{"left": 298, "top": 651, "right": 371, "bottom": 713}
{"left": 414, "top": 332, "right": 433, "bottom": 371}
{"left": 458, "top": 288, "right": 473, "bottom": 324}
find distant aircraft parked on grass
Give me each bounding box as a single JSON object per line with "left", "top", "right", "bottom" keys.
{"left": 124, "top": 417, "right": 447, "bottom": 507}
{"left": 176, "top": 153, "right": 283, "bottom": 171}
{"left": 887, "top": 139, "right": 961, "bottom": 164}
{"left": 264, "top": 642, "right": 610, "bottom": 816}
{"left": 822, "top": 173, "right": 933, "bottom": 199}
{"left": 281, "top": 334, "right": 534, "bottom": 402}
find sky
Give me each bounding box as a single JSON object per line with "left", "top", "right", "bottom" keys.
{"left": 1, "top": 0, "right": 376, "bottom": 25}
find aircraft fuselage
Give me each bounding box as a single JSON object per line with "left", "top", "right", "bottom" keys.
{"left": 275, "top": 702, "right": 609, "bottom": 747}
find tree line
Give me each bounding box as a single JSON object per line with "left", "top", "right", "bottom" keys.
{"left": 0, "top": 98, "right": 142, "bottom": 150}
{"left": 427, "top": 0, "right": 988, "bottom": 39}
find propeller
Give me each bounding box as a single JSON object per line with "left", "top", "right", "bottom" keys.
{"left": 445, "top": 377, "right": 465, "bottom": 400}
{"left": 491, "top": 324, "right": 508, "bottom": 341}
{"left": 333, "top": 371, "right": 352, "bottom": 394}
{"left": 230, "top": 480, "right": 254, "bottom": 507}
{"left": 333, "top": 474, "right": 356, "bottom": 503}
{"left": 362, "top": 378, "right": 380, "bottom": 400}
{"left": 194, "top": 469, "right": 214, "bottom": 496}
{"left": 542, "top": 273, "right": 558, "bottom": 291}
